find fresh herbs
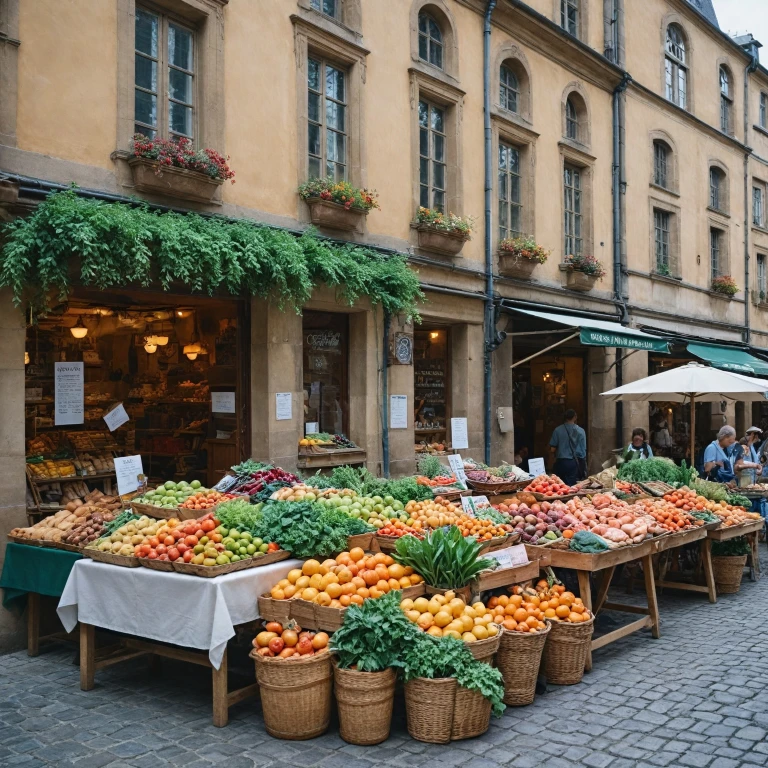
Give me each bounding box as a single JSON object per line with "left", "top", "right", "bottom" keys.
{"left": 618, "top": 458, "right": 682, "bottom": 484}
{"left": 711, "top": 536, "right": 751, "bottom": 557}
{"left": 417, "top": 455, "right": 444, "bottom": 480}
{"left": 231, "top": 459, "right": 271, "bottom": 476}
{"left": 304, "top": 466, "right": 434, "bottom": 504}
{"left": 476, "top": 507, "right": 509, "bottom": 527}
{"left": 692, "top": 479, "right": 729, "bottom": 502}
{"left": 104, "top": 510, "right": 140, "bottom": 537}
{"left": 393, "top": 526, "right": 496, "bottom": 589}
{"left": 215, "top": 498, "right": 263, "bottom": 533}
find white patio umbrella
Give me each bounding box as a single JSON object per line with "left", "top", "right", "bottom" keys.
{"left": 600, "top": 362, "right": 768, "bottom": 462}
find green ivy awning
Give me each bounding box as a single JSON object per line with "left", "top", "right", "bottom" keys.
{"left": 687, "top": 342, "right": 768, "bottom": 376}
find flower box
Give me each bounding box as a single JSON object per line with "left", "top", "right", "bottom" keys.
{"left": 304, "top": 197, "right": 367, "bottom": 231}
{"left": 559, "top": 264, "right": 598, "bottom": 292}
{"left": 709, "top": 290, "right": 733, "bottom": 301}
{"left": 498, "top": 253, "right": 538, "bottom": 280}
{"left": 128, "top": 158, "right": 224, "bottom": 204}
{"left": 416, "top": 226, "right": 469, "bottom": 257}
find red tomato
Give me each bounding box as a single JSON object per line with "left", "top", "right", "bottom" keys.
{"left": 167, "top": 547, "right": 180, "bottom": 561}
{"left": 139, "top": 544, "right": 151, "bottom": 557}
{"left": 176, "top": 543, "right": 188, "bottom": 554}
{"left": 156, "top": 544, "right": 167, "bottom": 555}
{"left": 148, "top": 536, "right": 160, "bottom": 548}
{"left": 163, "top": 535, "right": 175, "bottom": 546}
{"left": 201, "top": 519, "right": 216, "bottom": 533}
{"left": 147, "top": 550, "right": 158, "bottom": 560}
{"left": 183, "top": 550, "right": 194, "bottom": 562}
{"left": 158, "top": 554, "right": 170, "bottom": 561}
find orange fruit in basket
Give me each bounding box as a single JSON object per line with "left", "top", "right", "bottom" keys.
{"left": 571, "top": 603, "right": 584, "bottom": 614}
{"left": 569, "top": 612, "right": 582, "bottom": 623}
{"left": 513, "top": 608, "right": 529, "bottom": 623}
{"left": 560, "top": 591, "right": 575, "bottom": 606}
{"left": 555, "top": 605, "right": 570, "bottom": 619}
{"left": 349, "top": 548, "right": 365, "bottom": 562}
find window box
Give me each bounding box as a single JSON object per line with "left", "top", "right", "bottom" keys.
{"left": 128, "top": 158, "right": 224, "bottom": 204}
{"left": 415, "top": 225, "right": 469, "bottom": 257}
{"left": 304, "top": 197, "right": 367, "bottom": 231}
{"left": 559, "top": 263, "right": 597, "bottom": 292}
{"left": 709, "top": 290, "right": 733, "bottom": 302}
{"left": 498, "top": 252, "right": 538, "bottom": 280}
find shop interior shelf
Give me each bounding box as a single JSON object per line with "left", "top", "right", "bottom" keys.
{"left": 29, "top": 471, "right": 116, "bottom": 484}
{"left": 415, "top": 428, "right": 446, "bottom": 433}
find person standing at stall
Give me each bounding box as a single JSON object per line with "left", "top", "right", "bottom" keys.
{"left": 624, "top": 428, "right": 653, "bottom": 461}
{"left": 549, "top": 409, "right": 586, "bottom": 486}
{"left": 703, "top": 425, "right": 739, "bottom": 486}
{"left": 736, "top": 427, "right": 764, "bottom": 485}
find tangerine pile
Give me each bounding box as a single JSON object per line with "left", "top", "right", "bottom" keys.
{"left": 400, "top": 591, "right": 500, "bottom": 642}
{"left": 403, "top": 498, "right": 462, "bottom": 529}
{"left": 269, "top": 547, "right": 423, "bottom": 608}
{"left": 454, "top": 515, "right": 509, "bottom": 541}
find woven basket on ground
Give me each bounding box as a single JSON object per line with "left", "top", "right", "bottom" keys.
{"left": 251, "top": 650, "right": 332, "bottom": 740}
{"left": 404, "top": 677, "right": 457, "bottom": 744}
{"left": 712, "top": 555, "right": 747, "bottom": 594}
{"left": 496, "top": 624, "right": 550, "bottom": 706}
{"left": 332, "top": 661, "right": 396, "bottom": 745}
{"left": 465, "top": 630, "right": 501, "bottom": 663}
{"left": 451, "top": 685, "right": 492, "bottom": 741}
{"left": 542, "top": 615, "right": 594, "bottom": 685}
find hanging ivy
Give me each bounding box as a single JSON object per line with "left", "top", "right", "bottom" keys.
{"left": 0, "top": 190, "right": 423, "bottom": 320}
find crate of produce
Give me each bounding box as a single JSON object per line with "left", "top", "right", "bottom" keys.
{"left": 172, "top": 550, "right": 290, "bottom": 578}
{"left": 82, "top": 548, "right": 141, "bottom": 568}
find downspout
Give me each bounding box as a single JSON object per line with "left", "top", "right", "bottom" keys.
{"left": 744, "top": 51, "right": 759, "bottom": 344}
{"left": 483, "top": 0, "right": 497, "bottom": 465}
{"left": 382, "top": 312, "right": 390, "bottom": 477}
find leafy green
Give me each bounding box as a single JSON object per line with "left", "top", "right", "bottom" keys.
{"left": 231, "top": 459, "right": 271, "bottom": 476}
{"left": 712, "top": 536, "right": 751, "bottom": 556}
{"left": 417, "top": 455, "right": 443, "bottom": 480}
{"left": 475, "top": 507, "right": 508, "bottom": 526}
{"left": 104, "top": 510, "right": 141, "bottom": 537}
{"left": 393, "top": 526, "right": 496, "bottom": 589}
{"left": 617, "top": 458, "right": 681, "bottom": 484}
{"left": 692, "top": 479, "right": 729, "bottom": 502}
{"left": 215, "top": 499, "right": 263, "bottom": 533}
{"left": 725, "top": 493, "right": 752, "bottom": 510}
{"left": 304, "top": 466, "right": 434, "bottom": 504}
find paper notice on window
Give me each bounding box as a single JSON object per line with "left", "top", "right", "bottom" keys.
{"left": 451, "top": 417, "right": 468, "bottom": 450}
{"left": 54, "top": 362, "right": 84, "bottom": 425}
{"left": 486, "top": 544, "right": 529, "bottom": 569}
{"left": 114, "top": 455, "right": 144, "bottom": 497}
{"left": 275, "top": 393, "right": 292, "bottom": 421}
{"left": 390, "top": 395, "right": 408, "bottom": 429}
{"left": 211, "top": 391, "right": 236, "bottom": 414}
{"left": 103, "top": 402, "right": 130, "bottom": 432}
{"left": 447, "top": 454, "right": 468, "bottom": 489}
{"left": 461, "top": 495, "right": 490, "bottom": 517}
{"left": 305, "top": 422, "right": 319, "bottom": 435}
{"left": 528, "top": 457, "right": 546, "bottom": 478}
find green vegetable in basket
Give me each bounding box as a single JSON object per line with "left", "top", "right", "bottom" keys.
{"left": 725, "top": 493, "right": 752, "bottom": 510}
{"left": 569, "top": 530, "right": 611, "bottom": 554}
{"left": 215, "top": 498, "right": 263, "bottom": 533}
{"left": 711, "top": 536, "right": 751, "bottom": 557}
{"left": 618, "top": 458, "right": 680, "bottom": 484}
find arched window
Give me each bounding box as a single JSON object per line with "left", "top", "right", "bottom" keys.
{"left": 665, "top": 24, "right": 688, "bottom": 108}
{"left": 565, "top": 98, "right": 578, "bottom": 140}
{"left": 310, "top": 0, "right": 341, "bottom": 19}
{"left": 500, "top": 64, "right": 519, "bottom": 113}
{"left": 710, "top": 166, "right": 725, "bottom": 211}
{"left": 653, "top": 141, "right": 669, "bottom": 188}
{"left": 561, "top": 0, "right": 579, "bottom": 37}
{"left": 720, "top": 66, "right": 732, "bottom": 134}
{"left": 418, "top": 12, "right": 443, "bottom": 69}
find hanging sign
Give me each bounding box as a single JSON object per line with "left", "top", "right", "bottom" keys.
{"left": 114, "top": 455, "right": 144, "bottom": 497}
{"left": 528, "top": 457, "right": 546, "bottom": 478}
{"left": 450, "top": 417, "right": 468, "bottom": 450}
{"left": 54, "top": 362, "right": 84, "bottom": 425}
{"left": 103, "top": 403, "right": 130, "bottom": 432}
{"left": 446, "top": 454, "right": 468, "bottom": 489}
{"left": 305, "top": 422, "right": 319, "bottom": 435}
{"left": 390, "top": 395, "right": 408, "bottom": 429}
{"left": 211, "top": 391, "right": 236, "bottom": 414}
{"left": 275, "top": 392, "right": 293, "bottom": 421}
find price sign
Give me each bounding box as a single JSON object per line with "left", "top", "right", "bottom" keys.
{"left": 114, "top": 455, "right": 144, "bottom": 497}
{"left": 103, "top": 402, "right": 130, "bottom": 432}
{"left": 451, "top": 418, "right": 468, "bottom": 450}
{"left": 447, "top": 454, "right": 468, "bottom": 489}
{"left": 528, "top": 457, "right": 546, "bottom": 478}
{"left": 486, "top": 544, "right": 529, "bottom": 569}
{"left": 54, "top": 362, "right": 84, "bottom": 425}
{"left": 390, "top": 395, "right": 408, "bottom": 429}
{"left": 461, "top": 495, "right": 490, "bottom": 516}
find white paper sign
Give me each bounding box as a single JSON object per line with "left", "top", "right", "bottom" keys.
{"left": 275, "top": 393, "right": 293, "bottom": 421}
{"left": 451, "top": 417, "right": 468, "bottom": 450}
{"left": 211, "top": 391, "right": 236, "bottom": 414}
{"left": 54, "top": 362, "right": 84, "bottom": 425}
{"left": 461, "top": 495, "right": 490, "bottom": 516}
{"left": 447, "top": 454, "right": 468, "bottom": 489}
{"left": 528, "top": 457, "right": 546, "bottom": 478}
{"left": 390, "top": 395, "right": 408, "bottom": 429}
{"left": 25, "top": 388, "right": 43, "bottom": 402}
{"left": 487, "top": 544, "right": 530, "bottom": 569}
{"left": 115, "top": 455, "right": 144, "bottom": 497}
{"left": 103, "top": 402, "right": 130, "bottom": 432}
{"left": 305, "top": 422, "right": 319, "bottom": 435}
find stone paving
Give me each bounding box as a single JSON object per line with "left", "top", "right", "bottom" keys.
{"left": 1, "top": 567, "right": 767, "bottom": 767}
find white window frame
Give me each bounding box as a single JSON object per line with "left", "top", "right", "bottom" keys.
{"left": 498, "top": 141, "right": 522, "bottom": 241}
{"left": 307, "top": 56, "right": 348, "bottom": 182}
{"left": 758, "top": 253, "right": 767, "bottom": 300}
{"left": 564, "top": 164, "right": 583, "bottom": 257}
{"left": 665, "top": 25, "right": 687, "bottom": 109}
{"left": 418, "top": 98, "right": 447, "bottom": 212}
{"left": 720, "top": 67, "right": 732, "bottom": 135}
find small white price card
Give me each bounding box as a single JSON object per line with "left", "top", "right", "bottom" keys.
{"left": 451, "top": 417, "right": 468, "bottom": 450}
{"left": 114, "top": 455, "right": 144, "bottom": 497}
{"left": 528, "top": 457, "right": 546, "bottom": 478}
{"left": 275, "top": 392, "right": 293, "bottom": 421}
{"left": 446, "top": 454, "right": 468, "bottom": 489}
{"left": 390, "top": 395, "right": 408, "bottom": 429}
{"left": 305, "top": 422, "right": 319, "bottom": 435}
{"left": 487, "top": 544, "right": 529, "bottom": 569}
{"left": 103, "top": 402, "right": 130, "bottom": 432}
{"left": 211, "top": 391, "right": 236, "bottom": 414}
{"left": 461, "top": 495, "right": 490, "bottom": 516}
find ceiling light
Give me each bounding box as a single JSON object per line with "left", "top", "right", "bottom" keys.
{"left": 430, "top": 331, "right": 439, "bottom": 339}
{"left": 185, "top": 352, "right": 198, "bottom": 360}
{"left": 145, "top": 335, "right": 169, "bottom": 346}
{"left": 70, "top": 317, "right": 88, "bottom": 339}
{"left": 24, "top": 351, "right": 29, "bottom": 365}
{"left": 144, "top": 342, "right": 158, "bottom": 354}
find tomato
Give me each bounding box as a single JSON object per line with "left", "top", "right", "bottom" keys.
{"left": 139, "top": 544, "right": 151, "bottom": 557}
{"left": 147, "top": 550, "right": 158, "bottom": 560}
{"left": 148, "top": 536, "right": 160, "bottom": 548}
{"left": 156, "top": 544, "right": 167, "bottom": 555}
{"left": 201, "top": 519, "right": 216, "bottom": 533}
{"left": 194, "top": 529, "right": 205, "bottom": 539}
{"left": 184, "top": 535, "right": 198, "bottom": 547}
{"left": 167, "top": 547, "right": 180, "bottom": 561}
{"left": 158, "top": 554, "right": 170, "bottom": 561}
{"left": 268, "top": 637, "right": 285, "bottom": 654}
{"left": 163, "top": 535, "right": 175, "bottom": 546}
{"left": 183, "top": 550, "right": 194, "bottom": 562}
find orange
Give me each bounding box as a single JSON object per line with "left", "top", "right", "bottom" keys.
{"left": 498, "top": 595, "right": 509, "bottom": 607}
{"left": 349, "top": 547, "right": 365, "bottom": 562}
{"left": 388, "top": 578, "right": 401, "bottom": 591}
{"left": 560, "top": 591, "right": 575, "bottom": 606}
{"left": 302, "top": 559, "right": 321, "bottom": 577}
{"left": 357, "top": 587, "right": 370, "bottom": 599}
{"left": 369, "top": 587, "right": 383, "bottom": 599}
{"left": 350, "top": 594, "right": 364, "bottom": 605}
{"left": 502, "top": 619, "right": 517, "bottom": 630}
{"left": 568, "top": 612, "right": 582, "bottom": 623}
{"left": 571, "top": 603, "right": 585, "bottom": 614}
{"left": 325, "top": 582, "right": 342, "bottom": 599}
{"left": 513, "top": 608, "right": 529, "bottom": 623}
{"left": 509, "top": 594, "right": 523, "bottom": 607}
{"left": 376, "top": 579, "right": 391, "bottom": 593}
{"left": 544, "top": 608, "right": 557, "bottom": 619}
{"left": 351, "top": 576, "right": 366, "bottom": 590}
{"left": 375, "top": 564, "right": 390, "bottom": 581}
{"left": 555, "top": 605, "right": 570, "bottom": 619}
{"left": 339, "top": 594, "right": 351, "bottom": 607}
{"left": 388, "top": 563, "right": 406, "bottom": 580}
{"left": 399, "top": 577, "right": 412, "bottom": 588}
{"left": 373, "top": 553, "right": 388, "bottom": 565}
{"left": 363, "top": 570, "right": 379, "bottom": 587}
{"left": 525, "top": 615, "right": 538, "bottom": 628}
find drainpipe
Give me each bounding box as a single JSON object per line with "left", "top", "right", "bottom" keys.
{"left": 483, "top": 0, "right": 497, "bottom": 465}
{"left": 744, "top": 50, "right": 759, "bottom": 344}
{"left": 382, "top": 312, "right": 390, "bottom": 478}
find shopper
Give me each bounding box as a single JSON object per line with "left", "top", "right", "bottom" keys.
{"left": 625, "top": 428, "right": 653, "bottom": 460}
{"left": 702, "top": 425, "right": 739, "bottom": 485}
{"left": 736, "top": 427, "right": 764, "bottom": 485}
{"left": 549, "top": 409, "right": 587, "bottom": 486}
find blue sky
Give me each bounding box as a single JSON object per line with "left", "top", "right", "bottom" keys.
{"left": 712, "top": 0, "right": 768, "bottom": 50}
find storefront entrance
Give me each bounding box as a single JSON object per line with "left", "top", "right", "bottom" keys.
{"left": 414, "top": 326, "right": 451, "bottom": 449}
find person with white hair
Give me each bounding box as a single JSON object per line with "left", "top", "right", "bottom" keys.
{"left": 702, "top": 425, "right": 738, "bottom": 485}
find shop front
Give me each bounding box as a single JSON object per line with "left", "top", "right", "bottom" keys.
{"left": 413, "top": 326, "right": 451, "bottom": 450}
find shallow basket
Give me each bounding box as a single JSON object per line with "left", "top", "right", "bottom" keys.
{"left": 712, "top": 555, "right": 747, "bottom": 594}
{"left": 251, "top": 649, "right": 333, "bottom": 740}
{"left": 138, "top": 556, "right": 175, "bottom": 572}
{"left": 333, "top": 660, "right": 396, "bottom": 745}
{"left": 467, "top": 479, "right": 529, "bottom": 495}
{"left": 496, "top": 624, "right": 550, "bottom": 706}
{"left": 81, "top": 547, "right": 140, "bottom": 568}
{"left": 543, "top": 615, "right": 594, "bottom": 685}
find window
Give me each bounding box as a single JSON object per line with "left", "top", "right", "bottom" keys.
{"left": 498, "top": 142, "right": 522, "bottom": 240}
{"left": 135, "top": 8, "right": 195, "bottom": 141}
{"left": 665, "top": 24, "right": 687, "bottom": 109}
{"left": 654, "top": 141, "right": 668, "bottom": 188}
{"left": 307, "top": 57, "right": 347, "bottom": 181}
{"left": 710, "top": 167, "right": 725, "bottom": 211}
{"left": 500, "top": 64, "right": 519, "bottom": 114}
{"left": 754, "top": 185, "right": 765, "bottom": 227}
{"left": 759, "top": 254, "right": 767, "bottom": 300}
{"left": 565, "top": 98, "right": 578, "bottom": 140}
{"left": 710, "top": 227, "right": 722, "bottom": 280}
{"left": 564, "top": 165, "right": 583, "bottom": 257}
{"left": 310, "top": 0, "right": 340, "bottom": 19}
{"left": 761, "top": 93, "right": 767, "bottom": 129}
{"left": 720, "top": 67, "right": 732, "bottom": 134}
{"left": 561, "top": 0, "right": 578, "bottom": 36}
{"left": 654, "top": 209, "right": 670, "bottom": 273}
{"left": 419, "top": 99, "right": 446, "bottom": 212}
{"left": 418, "top": 13, "right": 443, "bottom": 70}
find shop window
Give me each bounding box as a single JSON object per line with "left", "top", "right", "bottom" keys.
{"left": 419, "top": 99, "right": 447, "bottom": 212}
{"left": 564, "top": 165, "right": 583, "bottom": 257}
{"left": 308, "top": 57, "right": 347, "bottom": 181}
{"left": 135, "top": 7, "right": 195, "bottom": 141}
{"left": 665, "top": 23, "right": 688, "bottom": 109}
{"left": 719, "top": 65, "right": 733, "bottom": 135}
{"left": 498, "top": 141, "right": 522, "bottom": 240}
{"left": 303, "top": 312, "right": 348, "bottom": 435}
{"left": 414, "top": 328, "right": 450, "bottom": 447}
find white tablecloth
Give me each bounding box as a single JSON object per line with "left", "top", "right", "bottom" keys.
{"left": 57, "top": 558, "right": 301, "bottom": 669}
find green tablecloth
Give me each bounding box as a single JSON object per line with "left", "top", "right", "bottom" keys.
{"left": 0, "top": 543, "right": 81, "bottom": 612}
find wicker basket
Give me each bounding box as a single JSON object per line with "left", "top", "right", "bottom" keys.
{"left": 464, "top": 629, "right": 501, "bottom": 663}
{"left": 466, "top": 479, "right": 529, "bottom": 495}
{"left": 333, "top": 660, "right": 396, "bottom": 745}
{"left": 81, "top": 548, "right": 141, "bottom": 567}
{"left": 496, "top": 624, "right": 550, "bottom": 706}
{"left": 257, "top": 594, "right": 293, "bottom": 625}
{"left": 346, "top": 533, "right": 374, "bottom": 551}
{"left": 712, "top": 555, "right": 747, "bottom": 594}
{"left": 404, "top": 677, "right": 457, "bottom": 744}
{"left": 452, "top": 685, "right": 492, "bottom": 740}
{"left": 251, "top": 649, "right": 333, "bottom": 740}
{"left": 138, "top": 556, "right": 175, "bottom": 572}
{"left": 543, "top": 615, "right": 594, "bottom": 685}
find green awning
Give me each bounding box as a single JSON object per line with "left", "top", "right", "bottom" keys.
{"left": 510, "top": 309, "right": 670, "bottom": 353}
{"left": 687, "top": 342, "right": 768, "bottom": 376}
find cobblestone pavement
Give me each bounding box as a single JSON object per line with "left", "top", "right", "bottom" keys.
{"left": 1, "top": 568, "right": 767, "bottom": 768}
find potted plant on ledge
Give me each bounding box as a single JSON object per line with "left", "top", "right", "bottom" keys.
{"left": 559, "top": 253, "right": 606, "bottom": 292}
{"left": 498, "top": 235, "right": 549, "bottom": 279}
{"left": 413, "top": 208, "right": 474, "bottom": 257}
{"left": 711, "top": 275, "right": 738, "bottom": 299}
{"left": 129, "top": 134, "right": 235, "bottom": 203}
{"left": 298, "top": 178, "right": 379, "bottom": 231}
